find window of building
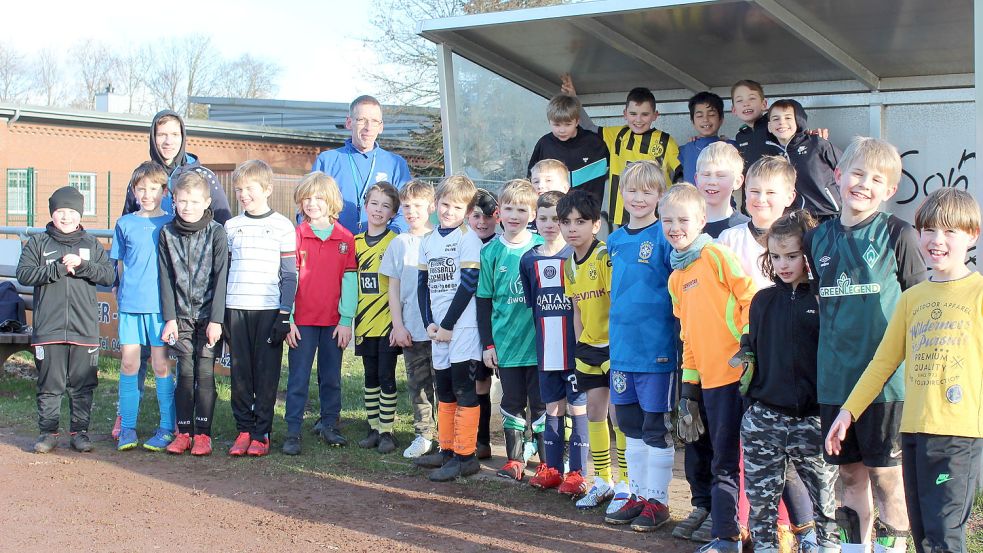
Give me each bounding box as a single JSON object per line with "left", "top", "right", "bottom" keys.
{"left": 6, "top": 169, "right": 30, "bottom": 215}
{"left": 68, "top": 172, "right": 97, "bottom": 216}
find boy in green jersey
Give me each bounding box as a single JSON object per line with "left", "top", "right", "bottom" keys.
{"left": 476, "top": 179, "right": 544, "bottom": 480}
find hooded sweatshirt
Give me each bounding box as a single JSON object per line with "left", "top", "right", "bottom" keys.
{"left": 763, "top": 100, "right": 842, "bottom": 218}
{"left": 122, "top": 110, "right": 233, "bottom": 224}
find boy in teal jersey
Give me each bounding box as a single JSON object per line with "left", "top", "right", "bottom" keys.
{"left": 476, "top": 180, "right": 544, "bottom": 480}
{"left": 804, "top": 137, "right": 927, "bottom": 553}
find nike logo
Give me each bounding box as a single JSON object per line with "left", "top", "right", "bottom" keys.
{"left": 936, "top": 473, "right": 952, "bottom": 485}
{"left": 87, "top": 347, "right": 99, "bottom": 353}
{"left": 43, "top": 250, "right": 57, "bottom": 256}
{"left": 889, "top": 449, "right": 902, "bottom": 459}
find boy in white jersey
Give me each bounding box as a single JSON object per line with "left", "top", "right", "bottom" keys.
{"left": 224, "top": 160, "right": 297, "bottom": 457}
{"left": 413, "top": 175, "right": 484, "bottom": 481}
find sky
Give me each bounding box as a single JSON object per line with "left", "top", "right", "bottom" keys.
{"left": 4, "top": 0, "right": 392, "bottom": 103}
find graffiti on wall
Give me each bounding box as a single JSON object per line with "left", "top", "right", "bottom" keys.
{"left": 895, "top": 149, "right": 975, "bottom": 205}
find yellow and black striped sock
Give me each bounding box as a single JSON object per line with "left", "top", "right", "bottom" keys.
{"left": 613, "top": 425, "right": 628, "bottom": 484}
{"left": 378, "top": 391, "right": 397, "bottom": 433}
{"left": 588, "top": 420, "right": 612, "bottom": 482}
{"left": 364, "top": 386, "right": 381, "bottom": 431}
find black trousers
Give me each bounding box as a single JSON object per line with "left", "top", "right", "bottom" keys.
{"left": 226, "top": 309, "right": 283, "bottom": 441}
{"left": 35, "top": 343, "right": 99, "bottom": 433}
{"left": 434, "top": 361, "right": 478, "bottom": 407}
{"left": 498, "top": 365, "right": 544, "bottom": 424}
{"left": 174, "top": 318, "right": 219, "bottom": 436}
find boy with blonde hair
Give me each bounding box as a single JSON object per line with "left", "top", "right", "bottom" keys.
{"left": 696, "top": 142, "right": 749, "bottom": 238}
{"left": 476, "top": 180, "right": 545, "bottom": 480}
{"left": 225, "top": 160, "right": 297, "bottom": 457}
{"left": 530, "top": 159, "right": 571, "bottom": 195}
{"left": 413, "top": 175, "right": 484, "bottom": 481}
{"left": 381, "top": 180, "right": 438, "bottom": 458}
{"left": 827, "top": 188, "right": 982, "bottom": 553}
{"left": 663, "top": 183, "right": 755, "bottom": 552}
{"left": 805, "top": 137, "right": 926, "bottom": 553}
{"left": 604, "top": 160, "right": 678, "bottom": 532}
{"left": 527, "top": 95, "right": 608, "bottom": 203}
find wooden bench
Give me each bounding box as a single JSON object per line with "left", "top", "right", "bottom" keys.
{"left": 0, "top": 263, "right": 32, "bottom": 366}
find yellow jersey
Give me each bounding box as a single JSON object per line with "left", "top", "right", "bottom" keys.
{"left": 601, "top": 126, "right": 680, "bottom": 226}
{"left": 564, "top": 240, "right": 611, "bottom": 347}
{"left": 354, "top": 230, "right": 396, "bottom": 338}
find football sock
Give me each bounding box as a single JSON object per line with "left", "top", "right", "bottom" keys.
{"left": 378, "top": 390, "right": 397, "bottom": 433}
{"left": 118, "top": 373, "right": 140, "bottom": 429}
{"left": 363, "top": 386, "right": 381, "bottom": 431}
{"left": 477, "top": 391, "right": 491, "bottom": 445}
{"left": 544, "top": 414, "right": 564, "bottom": 469}
{"left": 648, "top": 445, "right": 674, "bottom": 504}
{"left": 154, "top": 375, "right": 175, "bottom": 432}
{"left": 437, "top": 401, "right": 457, "bottom": 451}
{"left": 624, "top": 436, "right": 649, "bottom": 498}
{"left": 568, "top": 413, "right": 589, "bottom": 473}
{"left": 588, "top": 420, "right": 612, "bottom": 483}
{"left": 454, "top": 405, "right": 480, "bottom": 456}
{"left": 613, "top": 425, "right": 628, "bottom": 484}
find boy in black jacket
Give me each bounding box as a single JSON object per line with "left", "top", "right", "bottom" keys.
{"left": 17, "top": 186, "right": 114, "bottom": 453}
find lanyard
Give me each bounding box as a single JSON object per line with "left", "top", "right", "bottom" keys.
{"left": 347, "top": 150, "right": 377, "bottom": 232}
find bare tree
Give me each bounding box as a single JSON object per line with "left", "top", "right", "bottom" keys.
{"left": 218, "top": 54, "right": 282, "bottom": 99}
{"left": 71, "top": 39, "right": 117, "bottom": 109}
{"left": 34, "top": 49, "right": 63, "bottom": 106}
{"left": 114, "top": 46, "right": 152, "bottom": 113}
{"left": 182, "top": 34, "right": 220, "bottom": 118}
{"left": 145, "top": 38, "right": 185, "bottom": 114}
{"left": 0, "top": 42, "right": 30, "bottom": 103}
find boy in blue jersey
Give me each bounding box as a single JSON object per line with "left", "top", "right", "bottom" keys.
{"left": 804, "top": 137, "right": 927, "bottom": 553}
{"left": 112, "top": 162, "right": 177, "bottom": 452}
{"left": 476, "top": 180, "right": 545, "bottom": 481}
{"left": 603, "top": 160, "right": 679, "bottom": 532}
{"left": 678, "top": 92, "right": 731, "bottom": 184}
{"left": 521, "top": 191, "right": 589, "bottom": 494}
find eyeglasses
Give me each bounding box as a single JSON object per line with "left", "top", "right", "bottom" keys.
{"left": 354, "top": 117, "right": 383, "bottom": 128}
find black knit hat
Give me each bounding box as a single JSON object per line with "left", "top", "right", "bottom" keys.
{"left": 49, "top": 186, "right": 84, "bottom": 215}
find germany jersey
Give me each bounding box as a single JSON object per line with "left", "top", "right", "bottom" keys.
{"left": 563, "top": 240, "right": 611, "bottom": 348}
{"left": 804, "top": 212, "right": 927, "bottom": 405}
{"left": 520, "top": 244, "right": 575, "bottom": 372}
{"left": 477, "top": 234, "right": 543, "bottom": 367}
{"left": 600, "top": 125, "right": 680, "bottom": 227}
{"left": 354, "top": 229, "right": 397, "bottom": 338}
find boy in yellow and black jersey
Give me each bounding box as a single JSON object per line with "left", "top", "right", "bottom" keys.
{"left": 354, "top": 182, "right": 401, "bottom": 454}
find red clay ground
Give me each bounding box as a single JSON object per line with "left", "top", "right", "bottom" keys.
{"left": 0, "top": 425, "right": 695, "bottom": 553}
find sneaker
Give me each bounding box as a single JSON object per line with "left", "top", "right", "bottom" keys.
{"left": 358, "top": 429, "right": 380, "bottom": 449}
{"left": 377, "top": 432, "right": 397, "bottom": 454}
{"left": 497, "top": 459, "right": 525, "bottom": 481}
{"left": 604, "top": 495, "right": 646, "bottom": 525}
{"left": 529, "top": 464, "right": 563, "bottom": 490}
{"left": 319, "top": 426, "right": 347, "bottom": 447}
{"left": 246, "top": 438, "right": 270, "bottom": 457}
{"left": 429, "top": 456, "right": 462, "bottom": 482}
{"left": 691, "top": 516, "right": 715, "bottom": 543}
{"left": 167, "top": 433, "right": 193, "bottom": 455}
{"left": 312, "top": 417, "right": 323, "bottom": 435}
{"left": 575, "top": 477, "right": 614, "bottom": 509}
{"left": 605, "top": 480, "right": 632, "bottom": 515}
{"left": 630, "top": 499, "right": 671, "bottom": 532}
{"left": 117, "top": 428, "right": 139, "bottom": 451}
{"left": 34, "top": 433, "right": 59, "bottom": 454}
{"left": 282, "top": 435, "right": 301, "bottom": 456}
{"left": 475, "top": 442, "right": 492, "bottom": 459}
{"left": 402, "top": 435, "right": 432, "bottom": 458}
{"left": 558, "top": 470, "right": 587, "bottom": 496}
{"left": 143, "top": 428, "right": 176, "bottom": 451}
{"left": 70, "top": 432, "right": 93, "bottom": 452}
{"left": 229, "top": 432, "right": 251, "bottom": 456}
{"left": 458, "top": 456, "right": 481, "bottom": 478}
{"left": 673, "top": 507, "right": 711, "bottom": 540}
{"left": 191, "top": 435, "right": 212, "bottom": 456}
{"left": 415, "top": 450, "right": 451, "bottom": 468}
{"left": 695, "top": 538, "right": 742, "bottom": 553}
{"left": 111, "top": 415, "right": 122, "bottom": 440}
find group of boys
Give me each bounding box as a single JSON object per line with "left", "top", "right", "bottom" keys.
{"left": 16, "top": 77, "right": 981, "bottom": 553}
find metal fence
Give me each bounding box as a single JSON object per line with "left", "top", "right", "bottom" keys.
{"left": 2, "top": 168, "right": 119, "bottom": 229}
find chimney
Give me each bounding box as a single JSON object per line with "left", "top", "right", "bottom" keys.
{"left": 95, "top": 84, "right": 129, "bottom": 113}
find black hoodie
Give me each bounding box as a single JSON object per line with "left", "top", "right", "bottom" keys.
{"left": 763, "top": 100, "right": 842, "bottom": 218}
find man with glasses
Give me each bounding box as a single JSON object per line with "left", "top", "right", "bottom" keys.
{"left": 312, "top": 95, "right": 413, "bottom": 233}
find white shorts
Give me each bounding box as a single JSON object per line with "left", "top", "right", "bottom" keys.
{"left": 431, "top": 326, "right": 481, "bottom": 370}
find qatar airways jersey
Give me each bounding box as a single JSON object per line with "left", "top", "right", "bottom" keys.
{"left": 520, "top": 244, "right": 575, "bottom": 371}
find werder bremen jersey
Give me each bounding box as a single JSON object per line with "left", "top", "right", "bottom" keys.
{"left": 563, "top": 240, "right": 611, "bottom": 347}
{"left": 805, "top": 211, "right": 927, "bottom": 405}
{"left": 520, "top": 244, "right": 575, "bottom": 371}
{"left": 418, "top": 225, "right": 483, "bottom": 328}
{"left": 355, "top": 230, "right": 397, "bottom": 338}
{"left": 477, "top": 233, "right": 543, "bottom": 367}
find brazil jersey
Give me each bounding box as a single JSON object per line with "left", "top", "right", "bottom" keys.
{"left": 354, "top": 230, "right": 396, "bottom": 338}
{"left": 520, "top": 244, "right": 575, "bottom": 371}
{"left": 608, "top": 223, "right": 678, "bottom": 374}
{"left": 600, "top": 126, "right": 680, "bottom": 227}
{"left": 563, "top": 240, "right": 611, "bottom": 347}
{"left": 477, "top": 233, "right": 543, "bottom": 367}
{"left": 805, "top": 212, "right": 927, "bottom": 405}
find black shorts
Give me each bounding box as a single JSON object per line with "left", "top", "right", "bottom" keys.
{"left": 472, "top": 358, "right": 493, "bottom": 382}
{"left": 820, "top": 402, "right": 903, "bottom": 467}
{"left": 354, "top": 335, "right": 401, "bottom": 357}
{"left": 574, "top": 342, "right": 610, "bottom": 391}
